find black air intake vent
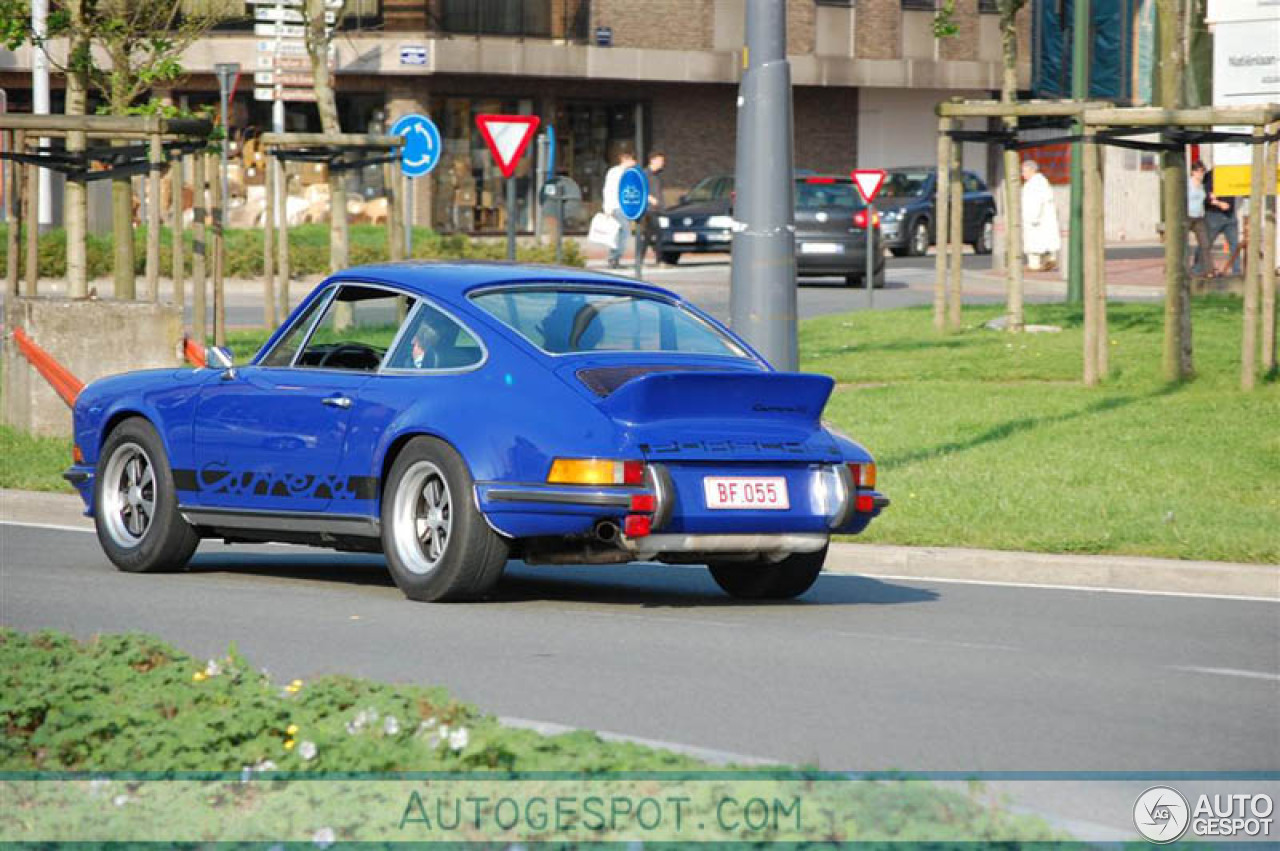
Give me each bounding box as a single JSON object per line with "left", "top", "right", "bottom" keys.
{"left": 576, "top": 365, "right": 730, "bottom": 397}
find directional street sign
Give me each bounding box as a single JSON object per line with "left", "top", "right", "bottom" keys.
{"left": 390, "top": 113, "right": 442, "bottom": 178}
{"left": 851, "top": 169, "right": 887, "bottom": 204}
{"left": 475, "top": 114, "right": 541, "bottom": 179}
{"left": 618, "top": 166, "right": 649, "bottom": 221}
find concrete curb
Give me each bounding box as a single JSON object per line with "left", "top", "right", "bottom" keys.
{"left": 3, "top": 488, "right": 1274, "bottom": 600}
{"left": 825, "top": 542, "right": 1278, "bottom": 600}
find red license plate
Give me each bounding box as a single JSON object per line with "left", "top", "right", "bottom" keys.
{"left": 703, "top": 477, "right": 789, "bottom": 510}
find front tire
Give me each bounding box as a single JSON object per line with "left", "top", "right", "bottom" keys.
{"left": 381, "top": 436, "right": 508, "bottom": 602}
{"left": 907, "top": 219, "right": 930, "bottom": 256}
{"left": 708, "top": 546, "right": 827, "bottom": 600}
{"left": 94, "top": 418, "right": 199, "bottom": 573}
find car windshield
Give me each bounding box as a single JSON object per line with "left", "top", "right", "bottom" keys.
{"left": 683, "top": 177, "right": 722, "bottom": 204}
{"left": 471, "top": 287, "right": 750, "bottom": 358}
{"left": 794, "top": 181, "right": 864, "bottom": 210}
{"left": 882, "top": 171, "right": 933, "bottom": 198}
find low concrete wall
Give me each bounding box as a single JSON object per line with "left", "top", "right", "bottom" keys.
{"left": 2, "top": 297, "right": 183, "bottom": 438}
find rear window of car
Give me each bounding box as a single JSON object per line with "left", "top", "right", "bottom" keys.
{"left": 794, "top": 181, "right": 864, "bottom": 211}
{"left": 471, "top": 287, "right": 750, "bottom": 358}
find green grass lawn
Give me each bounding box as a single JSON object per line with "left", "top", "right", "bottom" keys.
{"left": 5, "top": 296, "right": 1276, "bottom": 563}
{"left": 810, "top": 297, "right": 1279, "bottom": 563}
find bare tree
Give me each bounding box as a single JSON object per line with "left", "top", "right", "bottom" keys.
{"left": 935, "top": 0, "right": 1027, "bottom": 331}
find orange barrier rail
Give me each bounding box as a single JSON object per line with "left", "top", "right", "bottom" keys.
{"left": 184, "top": 336, "right": 207, "bottom": 368}
{"left": 12, "top": 327, "right": 85, "bottom": 408}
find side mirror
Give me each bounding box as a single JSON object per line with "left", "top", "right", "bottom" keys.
{"left": 207, "top": 346, "right": 235, "bottom": 379}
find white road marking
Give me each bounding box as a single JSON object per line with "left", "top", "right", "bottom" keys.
{"left": 1169, "top": 666, "right": 1280, "bottom": 683}
{"left": 0, "top": 519, "right": 93, "bottom": 534}
{"left": 830, "top": 629, "right": 1020, "bottom": 653}
{"left": 854, "top": 572, "right": 1280, "bottom": 604}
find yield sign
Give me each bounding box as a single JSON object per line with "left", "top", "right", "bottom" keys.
{"left": 851, "top": 169, "right": 887, "bottom": 204}
{"left": 475, "top": 114, "right": 541, "bottom": 179}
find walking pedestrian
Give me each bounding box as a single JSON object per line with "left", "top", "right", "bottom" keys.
{"left": 602, "top": 151, "right": 636, "bottom": 269}
{"left": 1021, "top": 159, "right": 1061, "bottom": 271}
{"left": 1204, "top": 167, "right": 1241, "bottom": 277}
{"left": 643, "top": 151, "right": 667, "bottom": 262}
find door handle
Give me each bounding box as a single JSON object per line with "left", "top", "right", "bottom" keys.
{"left": 321, "top": 395, "right": 352, "bottom": 409}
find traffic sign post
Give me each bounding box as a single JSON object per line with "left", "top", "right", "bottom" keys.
{"left": 390, "top": 113, "right": 442, "bottom": 259}
{"left": 618, "top": 165, "right": 649, "bottom": 279}
{"left": 853, "top": 169, "right": 886, "bottom": 309}
{"left": 475, "top": 114, "right": 541, "bottom": 261}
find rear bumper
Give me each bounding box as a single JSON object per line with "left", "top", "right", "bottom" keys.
{"left": 621, "top": 532, "right": 828, "bottom": 560}
{"left": 795, "top": 237, "right": 884, "bottom": 274}
{"left": 657, "top": 228, "right": 733, "bottom": 253}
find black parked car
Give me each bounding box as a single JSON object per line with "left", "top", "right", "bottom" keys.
{"left": 794, "top": 175, "right": 884, "bottom": 287}
{"left": 654, "top": 175, "right": 736, "bottom": 264}
{"left": 877, "top": 167, "right": 996, "bottom": 257}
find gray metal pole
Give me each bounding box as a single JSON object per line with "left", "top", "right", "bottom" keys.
{"left": 729, "top": 0, "right": 797, "bottom": 371}
{"left": 405, "top": 174, "right": 414, "bottom": 259}
{"left": 866, "top": 202, "right": 874, "bottom": 309}
{"left": 506, "top": 178, "right": 517, "bottom": 260}
{"left": 32, "top": 0, "right": 52, "bottom": 229}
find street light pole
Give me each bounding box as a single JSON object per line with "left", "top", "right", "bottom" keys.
{"left": 31, "top": 0, "right": 51, "bottom": 230}
{"left": 1067, "top": 0, "right": 1090, "bottom": 304}
{"left": 730, "top": 0, "right": 797, "bottom": 371}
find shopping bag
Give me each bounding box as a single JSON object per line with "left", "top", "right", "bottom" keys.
{"left": 587, "top": 212, "right": 621, "bottom": 248}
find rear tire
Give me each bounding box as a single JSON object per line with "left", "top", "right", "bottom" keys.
{"left": 708, "top": 546, "right": 827, "bottom": 600}
{"left": 381, "top": 436, "right": 509, "bottom": 602}
{"left": 660, "top": 251, "right": 681, "bottom": 265}
{"left": 93, "top": 418, "right": 199, "bottom": 574}
{"left": 972, "top": 214, "right": 994, "bottom": 255}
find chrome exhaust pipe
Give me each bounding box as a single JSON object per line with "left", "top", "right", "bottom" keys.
{"left": 593, "top": 520, "right": 621, "bottom": 544}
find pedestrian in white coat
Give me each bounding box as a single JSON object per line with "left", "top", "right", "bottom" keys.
{"left": 1021, "top": 159, "right": 1061, "bottom": 271}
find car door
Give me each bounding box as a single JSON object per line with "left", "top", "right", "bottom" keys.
{"left": 190, "top": 283, "right": 416, "bottom": 514}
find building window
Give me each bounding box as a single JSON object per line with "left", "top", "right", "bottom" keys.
{"left": 198, "top": 0, "right": 382, "bottom": 32}
{"left": 978, "top": 0, "right": 1000, "bottom": 13}
{"left": 439, "top": 0, "right": 552, "bottom": 38}
{"left": 900, "top": 0, "right": 938, "bottom": 11}
{"left": 816, "top": 0, "right": 854, "bottom": 6}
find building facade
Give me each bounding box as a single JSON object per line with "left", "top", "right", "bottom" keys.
{"left": 0, "top": 0, "right": 1031, "bottom": 233}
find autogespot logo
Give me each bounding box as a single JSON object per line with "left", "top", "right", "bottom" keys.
{"left": 1135, "top": 786, "right": 1191, "bottom": 844}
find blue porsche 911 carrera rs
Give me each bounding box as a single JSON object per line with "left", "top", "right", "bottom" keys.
{"left": 65, "top": 262, "right": 888, "bottom": 601}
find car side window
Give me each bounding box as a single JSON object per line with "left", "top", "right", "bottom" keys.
{"left": 387, "top": 301, "right": 484, "bottom": 371}
{"left": 259, "top": 290, "right": 331, "bottom": 367}
{"left": 295, "top": 285, "right": 415, "bottom": 372}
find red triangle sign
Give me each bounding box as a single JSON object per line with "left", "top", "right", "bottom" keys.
{"left": 475, "top": 114, "right": 542, "bottom": 179}
{"left": 851, "top": 169, "right": 887, "bottom": 203}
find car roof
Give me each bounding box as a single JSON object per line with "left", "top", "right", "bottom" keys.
{"left": 328, "top": 261, "right": 680, "bottom": 303}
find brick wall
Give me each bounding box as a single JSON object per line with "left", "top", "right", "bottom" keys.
{"left": 939, "top": 0, "right": 979, "bottom": 61}
{"left": 591, "top": 0, "right": 715, "bottom": 51}
{"left": 855, "top": 0, "right": 901, "bottom": 60}
{"left": 787, "top": 0, "right": 816, "bottom": 55}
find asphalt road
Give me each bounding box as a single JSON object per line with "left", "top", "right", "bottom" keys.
{"left": 5, "top": 524, "right": 1275, "bottom": 778}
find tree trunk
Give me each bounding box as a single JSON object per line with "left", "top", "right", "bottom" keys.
{"left": 1157, "top": 0, "right": 1192, "bottom": 381}
{"left": 306, "top": 0, "right": 346, "bottom": 276}
{"left": 1000, "top": 4, "right": 1024, "bottom": 332}
{"left": 109, "top": 46, "right": 136, "bottom": 301}
{"left": 64, "top": 0, "right": 89, "bottom": 298}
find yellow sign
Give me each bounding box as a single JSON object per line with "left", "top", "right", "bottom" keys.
{"left": 1213, "top": 164, "right": 1280, "bottom": 197}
